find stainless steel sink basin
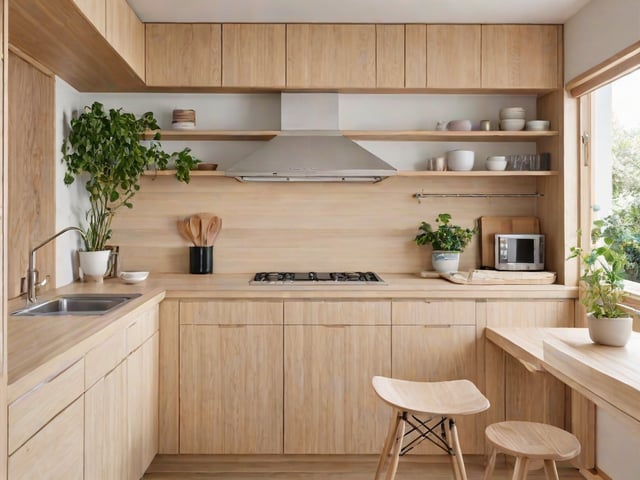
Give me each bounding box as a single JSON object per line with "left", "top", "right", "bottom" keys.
{"left": 11, "top": 293, "right": 142, "bottom": 316}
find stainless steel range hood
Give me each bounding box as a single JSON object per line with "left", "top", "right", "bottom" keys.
{"left": 225, "top": 94, "right": 396, "bottom": 182}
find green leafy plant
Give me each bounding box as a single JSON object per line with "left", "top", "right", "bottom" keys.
{"left": 414, "top": 213, "right": 477, "bottom": 252}
{"left": 568, "top": 219, "right": 628, "bottom": 318}
{"left": 62, "top": 102, "right": 200, "bottom": 251}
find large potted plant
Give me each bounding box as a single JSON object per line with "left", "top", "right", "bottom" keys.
{"left": 62, "top": 101, "right": 200, "bottom": 280}
{"left": 414, "top": 213, "right": 477, "bottom": 273}
{"left": 568, "top": 219, "right": 632, "bottom": 346}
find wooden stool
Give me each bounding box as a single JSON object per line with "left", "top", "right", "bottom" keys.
{"left": 483, "top": 421, "right": 581, "bottom": 480}
{"left": 372, "top": 376, "right": 490, "bottom": 480}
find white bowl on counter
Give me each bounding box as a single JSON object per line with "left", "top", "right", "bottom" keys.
{"left": 446, "top": 150, "right": 475, "bottom": 171}
{"left": 500, "top": 119, "right": 525, "bottom": 131}
{"left": 486, "top": 156, "right": 507, "bottom": 171}
{"left": 119, "top": 271, "right": 149, "bottom": 284}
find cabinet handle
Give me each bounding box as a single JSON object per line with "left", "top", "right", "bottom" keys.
{"left": 424, "top": 324, "right": 453, "bottom": 328}
{"left": 218, "top": 324, "right": 246, "bottom": 328}
{"left": 322, "top": 324, "right": 348, "bottom": 328}
{"left": 11, "top": 358, "right": 81, "bottom": 406}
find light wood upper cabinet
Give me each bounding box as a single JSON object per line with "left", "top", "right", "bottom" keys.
{"left": 482, "top": 25, "right": 560, "bottom": 89}
{"left": 286, "top": 24, "right": 376, "bottom": 88}
{"left": 105, "top": 0, "right": 145, "bottom": 80}
{"left": 73, "top": 0, "right": 105, "bottom": 35}
{"left": 146, "top": 24, "right": 221, "bottom": 87}
{"left": 405, "top": 24, "right": 427, "bottom": 88}
{"left": 376, "top": 25, "right": 404, "bottom": 88}
{"left": 180, "top": 323, "right": 283, "bottom": 453}
{"left": 222, "top": 24, "right": 285, "bottom": 88}
{"left": 428, "top": 25, "right": 481, "bottom": 88}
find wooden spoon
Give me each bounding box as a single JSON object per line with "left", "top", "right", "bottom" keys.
{"left": 207, "top": 216, "right": 222, "bottom": 246}
{"left": 176, "top": 219, "right": 191, "bottom": 243}
{"left": 189, "top": 216, "right": 202, "bottom": 247}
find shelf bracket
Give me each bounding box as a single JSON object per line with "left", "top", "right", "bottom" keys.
{"left": 414, "top": 192, "right": 544, "bottom": 203}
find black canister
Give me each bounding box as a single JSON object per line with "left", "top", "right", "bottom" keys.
{"left": 189, "top": 246, "right": 213, "bottom": 274}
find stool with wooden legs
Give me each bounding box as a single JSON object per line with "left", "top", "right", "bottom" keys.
{"left": 483, "top": 421, "right": 581, "bottom": 480}
{"left": 372, "top": 376, "right": 490, "bottom": 480}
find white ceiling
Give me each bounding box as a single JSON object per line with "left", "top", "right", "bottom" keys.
{"left": 128, "top": 0, "right": 591, "bottom": 24}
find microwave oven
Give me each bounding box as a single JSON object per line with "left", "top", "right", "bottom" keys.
{"left": 494, "top": 234, "right": 545, "bottom": 271}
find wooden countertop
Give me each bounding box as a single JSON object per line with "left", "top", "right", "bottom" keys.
{"left": 487, "top": 327, "right": 640, "bottom": 429}
{"left": 7, "top": 274, "right": 576, "bottom": 401}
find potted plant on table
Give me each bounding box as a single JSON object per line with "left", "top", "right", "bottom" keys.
{"left": 414, "top": 213, "right": 477, "bottom": 273}
{"left": 62, "top": 101, "right": 200, "bottom": 281}
{"left": 568, "top": 219, "right": 632, "bottom": 346}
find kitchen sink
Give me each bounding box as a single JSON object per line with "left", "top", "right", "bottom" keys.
{"left": 11, "top": 293, "right": 142, "bottom": 316}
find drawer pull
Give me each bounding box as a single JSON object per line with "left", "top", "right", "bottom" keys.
{"left": 11, "top": 359, "right": 81, "bottom": 406}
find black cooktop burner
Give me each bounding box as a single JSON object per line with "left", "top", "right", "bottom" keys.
{"left": 251, "top": 271, "right": 385, "bottom": 284}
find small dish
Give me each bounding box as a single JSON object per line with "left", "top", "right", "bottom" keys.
{"left": 119, "top": 271, "right": 149, "bottom": 284}
{"left": 197, "top": 163, "right": 218, "bottom": 171}
{"left": 500, "top": 119, "right": 525, "bottom": 131}
{"left": 172, "top": 121, "right": 196, "bottom": 130}
{"left": 446, "top": 119, "right": 472, "bottom": 131}
{"left": 499, "top": 107, "right": 526, "bottom": 119}
{"left": 526, "top": 120, "right": 550, "bottom": 131}
{"left": 486, "top": 155, "right": 507, "bottom": 171}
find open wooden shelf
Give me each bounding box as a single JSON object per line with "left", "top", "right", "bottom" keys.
{"left": 142, "top": 130, "right": 280, "bottom": 141}
{"left": 342, "top": 130, "right": 559, "bottom": 141}
{"left": 144, "top": 169, "right": 558, "bottom": 178}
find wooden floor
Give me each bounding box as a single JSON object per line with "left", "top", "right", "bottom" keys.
{"left": 143, "top": 455, "right": 587, "bottom": 479}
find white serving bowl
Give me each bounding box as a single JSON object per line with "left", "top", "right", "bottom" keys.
{"left": 446, "top": 150, "right": 475, "bottom": 171}
{"left": 500, "top": 119, "right": 525, "bottom": 131}
{"left": 172, "top": 121, "right": 196, "bottom": 130}
{"left": 119, "top": 271, "right": 149, "bottom": 284}
{"left": 486, "top": 156, "right": 507, "bottom": 171}
{"left": 526, "top": 120, "right": 550, "bottom": 131}
{"left": 499, "top": 107, "right": 526, "bottom": 119}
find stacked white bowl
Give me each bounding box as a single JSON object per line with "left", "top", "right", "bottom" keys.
{"left": 499, "top": 107, "right": 525, "bottom": 131}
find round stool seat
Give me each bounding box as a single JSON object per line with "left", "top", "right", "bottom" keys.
{"left": 372, "top": 376, "right": 490, "bottom": 416}
{"left": 486, "top": 421, "right": 581, "bottom": 461}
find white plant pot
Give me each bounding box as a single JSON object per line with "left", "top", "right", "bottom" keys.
{"left": 78, "top": 250, "right": 111, "bottom": 282}
{"left": 587, "top": 314, "right": 633, "bottom": 347}
{"left": 431, "top": 251, "right": 460, "bottom": 273}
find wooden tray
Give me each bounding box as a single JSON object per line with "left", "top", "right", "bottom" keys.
{"left": 440, "top": 270, "right": 556, "bottom": 285}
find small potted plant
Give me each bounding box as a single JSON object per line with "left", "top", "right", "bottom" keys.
{"left": 414, "top": 213, "right": 477, "bottom": 273}
{"left": 62, "top": 101, "right": 200, "bottom": 280}
{"left": 568, "top": 219, "right": 632, "bottom": 346}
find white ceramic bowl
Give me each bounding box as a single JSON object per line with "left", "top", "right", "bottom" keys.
{"left": 500, "top": 119, "right": 526, "bottom": 131}
{"left": 499, "top": 107, "right": 526, "bottom": 119}
{"left": 119, "top": 271, "right": 149, "bottom": 284}
{"left": 526, "top": 120, "right": 550, "bottom": 131}
{"left": 486, "top": 156, "right": 507, "bottom": 171}
{"left": 171, "top": 121, "right": 196, "bottom": 130}
{"left": 446, "top": 119, "right": 472, "bottom": 131}
{"left": 446, "top": 150, "right": 475, "bottom": 171}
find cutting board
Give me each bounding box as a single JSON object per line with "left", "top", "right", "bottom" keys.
{"left": 480, "top": 216, "right": 540, "bottom": 268}
{"left": 441, "top": 270, "right": 556, "bottom": 285}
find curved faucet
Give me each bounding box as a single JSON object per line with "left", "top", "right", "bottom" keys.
{"left": 27, "top": 226, "right": 85, "bottom": 304}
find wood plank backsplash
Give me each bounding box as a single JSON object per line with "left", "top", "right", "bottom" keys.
{"left": 111, "top": 175, "right": 539, "bottom": 274}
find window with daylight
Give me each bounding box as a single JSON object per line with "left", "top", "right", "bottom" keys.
{"left": 589, "top": 68, "right": 640, "bottom": 287}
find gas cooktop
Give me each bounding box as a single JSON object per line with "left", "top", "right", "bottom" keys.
{"left": 250, "top": 271, "right": 385, "bottom": 285}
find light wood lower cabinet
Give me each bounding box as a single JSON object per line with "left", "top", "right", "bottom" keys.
{"left": 391, "top": 300, "right": 482, "bottom": 454}
{"left": 180, "top": 323, "right": 284, "bottom": 453}
{"left": 85, "top": 360, "right": 128, "bottom": 480}
{"left": 284, "top": 300, "right": 391, "bottom": 454}
{"left": 8, "top": 397, "right": 84, "bottom": 480}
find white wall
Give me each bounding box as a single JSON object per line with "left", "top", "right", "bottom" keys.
{"left": 564, "top": 0, "right": 640, "bottom": 83}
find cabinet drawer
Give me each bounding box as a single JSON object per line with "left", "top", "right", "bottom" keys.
{"left": 85, "top": 329, "right": 126, "bottom": 388}
{"left": 392, "top": 300, "right": 476, "bottom": 325}
{"left": 9, "top": 396, "right": 84, "bottom": 480}
{"left": 8, "top": 359, "right": 84, "bottom": 455}
{"left": 180, "top": 300, "right": 283, "bottom": 325}
{"left": 284, "top": 300, "right": 391, "bottom": 325}
{"left": 127, "top": 305, "right": 160, "bottom": 354}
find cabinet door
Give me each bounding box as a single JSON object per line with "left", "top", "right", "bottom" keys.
{"left": 287, "top": 24, "right": 376, "bottom": 88}
{"left": 85, "top": 361, "right": 128, "bottom": 480}
{"left": 180, "top": 324, "right": 283, "bottom": 453}
{"left": 8, "top": 397, "right": 84, "bottom": 480}
{"left": 284, "top": 325, "right": 391, "bottom": 454}
{"left": 146, "top": 24, "right": 221, "bottom": 87}
{"left": 482, "top": 25, "right": 559, "bottom": 89}
{"left": 405, "top": 24, "right": 427, "bottom": 88}
{"left": 376, "top": 25, "right": 404, "bottom": 88}
{"left": 427, "top": 25, "right": 481, "bottom": 88}
{"left": 73, "top": 0, "right": 105, "bottom": 35}
{"left": 128, "top": 332, "right": 159, "bottom": 479}
{"left": 105, "top": 0, "right": 145, "bottom": 79}
{"left": 485, "top": 300, "right": 574, "bottom": 433}
{"left": 159, "top": 300, "right": 179, "bottom": 454}
{"left": 222, "top": 24, "right": 285, "bottom": 88}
